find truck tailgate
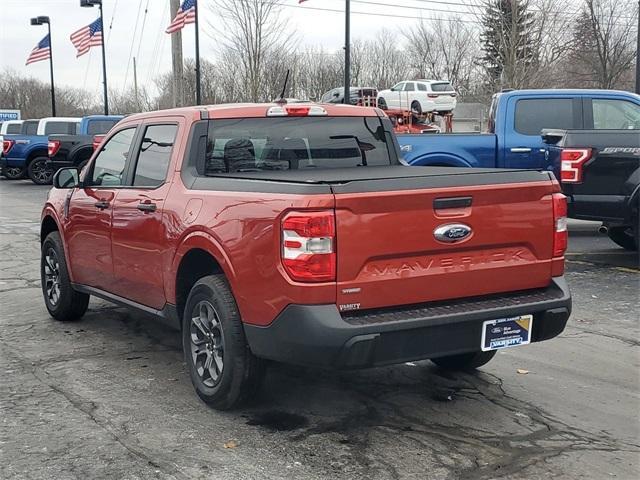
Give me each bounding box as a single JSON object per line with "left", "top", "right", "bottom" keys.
{"left": 333, "top": 167, "right": 557, "bottom": 312}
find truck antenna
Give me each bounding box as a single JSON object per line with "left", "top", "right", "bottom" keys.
{"left": 276, "top": 70, "right": 290, "bottom": 105}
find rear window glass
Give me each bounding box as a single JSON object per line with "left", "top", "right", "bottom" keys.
{"left": 430, "top": 82, "right": 454, "bottom": 92}
{"left": 87, "top": 120, "right": 118, "bottom": 136}
{"left": 45, "top": 122, "right": 78, "bottom": 135}
{"left": 6, "top": 123, "right": 21, "bottom": 134}
{"left": 514, "top": 99, "right": 574, "bottom": 135}
{"left": 204, "top": 117, "right": 393, "bottom": 175}
{"left": 23, "top": 121, "right": 39, "bottom": 135}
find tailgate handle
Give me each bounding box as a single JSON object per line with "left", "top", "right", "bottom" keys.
{"left": 433, "top": 197, "right": 472, "bottom": 210}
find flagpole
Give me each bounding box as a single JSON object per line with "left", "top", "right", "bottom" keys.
{"left": 47, "top": 23, "right": 57, "bottom": 117}
{"left": 194, "top": 0, "right": 202, "bottom": 105}
{"left": 98, "top": 1, "right": 109, "bottom": 114}
{"left": 344, "top": 0, "right": 350, "bottom": 105}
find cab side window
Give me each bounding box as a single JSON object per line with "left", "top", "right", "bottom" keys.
{"left": 91, "top": 128, "right": 137, "bottom": 187}
{"left": 132, "top": 125, "right": 177, "bottom": 187}
{"left": 404, "top": 82, "right": 415, "bottom": 92}
{"left": 592, "top": 99, "right": 640, "bottom": 130}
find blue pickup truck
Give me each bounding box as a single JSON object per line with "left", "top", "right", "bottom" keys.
{"left": 1, "top": 115, "right": 121, "bottom": 185}
{"left": 399, "top": 89, "right": 640, "bottom": 170}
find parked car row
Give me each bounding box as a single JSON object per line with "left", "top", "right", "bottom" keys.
{"left": 1, "top": 114, "right": 121, "bottom": 184}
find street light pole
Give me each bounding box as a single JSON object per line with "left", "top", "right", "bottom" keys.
{"left": 81, "top": 0, "right": 109, "bottom": 114}
{"left": 344, "top": 0, "right": 351, "bottom": 104}
{"left": 31, "top": 16, "right": 56, "bottom": 116}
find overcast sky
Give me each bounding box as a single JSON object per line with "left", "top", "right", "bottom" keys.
{"left": 0, "top": 0, "right": 489, "bottom": 97}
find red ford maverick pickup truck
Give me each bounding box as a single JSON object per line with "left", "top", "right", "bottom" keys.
{"left": 40, "top": 102, "right": 571, "bottom": 409}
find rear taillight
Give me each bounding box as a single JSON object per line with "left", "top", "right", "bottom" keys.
{"left": 560, "top": 148, "right": 591, "bottom": 183}
{"left": 281, "top": 211, "right": 336, "bottom": 282}
{"left": 450, "top": 92, "right": 457, "bottom": 97}
{"left": 427, "top": 94, "right": 438, "bottom": 98}
{"left": 2, "top": 139, "right": 15, "bottom": 155}
{"left": 552, "top": 193, "right": 568, "bottom": 257}
{"left": 48, "top": 140, "right": 61, "bottom": 157}
{"left": 92, "top": 135, "right": 105, "bottom": 151}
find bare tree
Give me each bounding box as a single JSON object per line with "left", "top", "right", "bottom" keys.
{"left": 0, "top": 69, "right": 99, "bottom": 118}
{"left": 208, "top": 0, "right": 296, "bottom": 102}
{"left": 404, "top": 17, "right": 480, "bottom": 92}
{"left": 568, "top": 0, "right": 637, "bottom": 89}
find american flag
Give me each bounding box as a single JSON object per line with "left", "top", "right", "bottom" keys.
{"left": 26, "top": 34, "right": 51, "bottom": 66}
{"left": 166, "top": 0, "right": 196, "bottom": 34}
{"left": 70, "top": 18, "right": 103, "bottom": 58}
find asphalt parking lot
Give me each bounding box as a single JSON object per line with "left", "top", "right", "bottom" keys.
{"left": 1, "top": 179, "right": 638, "bottom": 480}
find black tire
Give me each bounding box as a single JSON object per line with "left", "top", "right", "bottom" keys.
{"left": 28, "top": 156, "right": 54, "bottom": 185}
{"left": 41, "top": 232, "right": 90, "bottom": 321}
{"left": 377, "top": 97, "right": 388, "bottom": 110}
{"left": 182, "top": 275, "right": 264, "bottom": 410}
{"left": 607, "top": 226, "right": 638, "bottom": 251}
{"left": 411, "top": 101, "right": 423, "bottom": 115}
{"left": 431, "top": 350, "right": 497, "bottom": 370}
{"left": 2, "top": 165, "right": 26, "bottom": 180}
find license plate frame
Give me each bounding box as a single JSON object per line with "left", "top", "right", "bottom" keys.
{"left": 481, "top": 315, "right": 533, "bottom": 352}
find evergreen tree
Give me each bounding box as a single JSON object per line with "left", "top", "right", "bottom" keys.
{"left": 481, "top": 0, "right": 536, "bottom": 89}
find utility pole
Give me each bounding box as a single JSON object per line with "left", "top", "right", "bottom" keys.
{"left": 170, "top": 0, "right": 184, "bottom": 107}
{"left": 133, "top": 56, "right": 139, "bottom": 111}
{"left": 343, "top": 0, "right": 351, "bottom": 104}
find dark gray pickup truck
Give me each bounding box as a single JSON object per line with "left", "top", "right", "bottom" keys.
{"left": 544, "top": 129, "right": 640, "bottom": 250}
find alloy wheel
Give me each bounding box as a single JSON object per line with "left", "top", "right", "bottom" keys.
{"left": 44, "top": 248, "right": 61, "bottom": 306}
{"left": 32, "top": 160, "right": 53, "bottom": 183}
{"left": 190, "top": 300, "right": 225, "bottom": 387}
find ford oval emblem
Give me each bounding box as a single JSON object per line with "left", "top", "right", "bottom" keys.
{"left": 433, "top": 223, "right": 472, "bottom": 243}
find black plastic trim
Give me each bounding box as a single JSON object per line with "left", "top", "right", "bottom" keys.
{"left": 244, "top": 277, "right": 571, "bottom": 368}
{"left": 71, "top": 283, "right": 181, "bottom": 330}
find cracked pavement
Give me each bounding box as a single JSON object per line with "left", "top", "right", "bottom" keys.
{"left": 1, "top": 180, "right": 638, "bottom": 480}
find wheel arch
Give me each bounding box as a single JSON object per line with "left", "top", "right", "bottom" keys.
{"left": 171, "top": 231, "right": 237, "bottom": 321}
{"left": 25, "top": 147, "right": 48, "bottom": 166}
{"left": 40, "top": 214, "right": 60, "bottom": 244}
{"left": 408, "top": 152, "right": 473, "bottom": 168}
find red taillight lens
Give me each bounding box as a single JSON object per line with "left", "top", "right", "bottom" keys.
{"left": 552, "top": 193, "right": 568, "bottom": 257}
{"left": 2, "top": 139, "right": 15, "bottom": 155}
{"left": 282, "top": 211, "right": 336, "bottom": 282}
{"left": 450, "top": 92, "right": 457, "bottom": 97}
{"left": 560, "top": 148, "right": 591, "bottom": 183}
{"left": 92, "top": 135, "right": 105, "bottom": 151}
{"left": 48, "top": 140, "right": 61, "bottom": 157}
{"left": 427, "top": 94, "right": 438, "bottom": 98}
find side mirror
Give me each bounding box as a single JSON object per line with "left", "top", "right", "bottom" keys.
{"left": 53, "top": 167, "right": 80, "bottom": 189}
{"left": 333, "top": 92, "right": 340, "bottom": 98}
{"left": 541, "top": 129, "right": 565, "bottom": 145}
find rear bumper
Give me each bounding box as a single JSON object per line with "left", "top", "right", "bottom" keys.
{"left": 244, "top": 277, "right": 571, "bottom": 368}
{"left": 567, "top": 194, "right": 630, "bottom": 224}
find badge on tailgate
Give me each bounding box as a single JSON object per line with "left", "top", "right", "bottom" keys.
{"left": 433, "top": 223, "right": 472, "bottom": 243}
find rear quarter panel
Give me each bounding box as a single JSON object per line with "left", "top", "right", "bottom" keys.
{"left": 165, "top": 178, "right": 337, "bottom": 326}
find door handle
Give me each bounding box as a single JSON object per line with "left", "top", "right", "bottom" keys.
{"left": 137, "top": 202, "right": 157, "bottom": 213}
{"left": 510, "top": 147, "right": 532, "bottom": 153}
{"left": 94, "top": 200, "right": 110, "bottom": 210}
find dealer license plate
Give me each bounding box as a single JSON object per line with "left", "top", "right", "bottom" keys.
{"left": 481, "top": 315, "right": 533, "bottom": 351}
